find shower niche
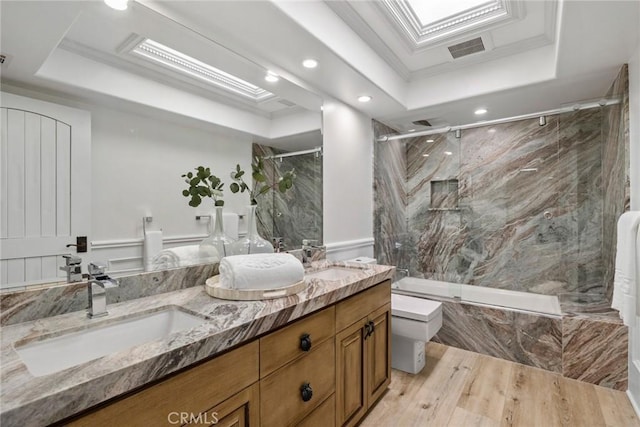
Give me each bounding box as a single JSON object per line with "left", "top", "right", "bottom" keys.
{"left": 429, "top": 179, "right": 459, "bottom": 210}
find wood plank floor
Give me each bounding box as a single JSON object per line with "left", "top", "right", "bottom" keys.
{"left": 361, "top": 342, "right": 639, "bottom": 427}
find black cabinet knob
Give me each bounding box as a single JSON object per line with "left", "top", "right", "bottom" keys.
{"left": 300, "top": 382, "right": 313, "bottom": 402}
{"left": 300, "top": 333, "right": 312, "bottom": 351}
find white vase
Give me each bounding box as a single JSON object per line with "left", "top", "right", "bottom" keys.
{"left": 232, "top": 205, "right": 274, "bottom": 255}
{"left": 200, "top": 206, "right": 235, "bottom": 259}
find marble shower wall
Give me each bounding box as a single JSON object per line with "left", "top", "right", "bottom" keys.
{"left": 404, "top": 111, "right": 609, "bottom": 295}
{"left": 373, "top": 121, "right": 407, "bottom": 268}
{"left": 602, "top": 65, "right": 631, "bottom": 300}
{"left": 252, "top": 144, "right": 323, "bottom": 250}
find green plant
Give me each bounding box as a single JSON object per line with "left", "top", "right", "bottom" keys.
{"left": 181, "top": 166, "right": 225, "bottom": 207}
{"left": 230, "top": 156, "right": 296, "bottom": 205}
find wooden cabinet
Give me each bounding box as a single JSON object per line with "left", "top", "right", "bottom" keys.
{"left": 67, "top": 341, "right": 259, "bottom": 427}
{"left": 66, "top": 281, "right": 390, "bottom": 427}
{"left": 185, "top": 383, "right": 260, "bottom": 427}
{"left": 335, "top": 281, "right": 392, "bottom": 427}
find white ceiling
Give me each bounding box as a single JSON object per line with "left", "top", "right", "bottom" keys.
{"left": 1, "top": 0, "right": 639, "bottom": 146}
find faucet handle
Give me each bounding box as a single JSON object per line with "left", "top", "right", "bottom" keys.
{"left": 88, "top": 262, "right": 107, "bottom": 276}
{"left": 62, "top": 254, "right": 82, "bottom": 266}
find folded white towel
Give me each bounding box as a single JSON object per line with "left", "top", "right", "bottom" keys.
{"left": 144, "top": 230, "right": 164, "bottom": 272}
{"left": 150, "top": 245, "right": 219, "bottom": 271}
{"left": 612, "top": 211, "right": 640, "bottom": 325}
{"left": 219, "top": 253, "right": 304, "bottom": 290}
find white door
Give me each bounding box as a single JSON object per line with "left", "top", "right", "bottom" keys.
{"left": 0, "top": 92, "right": 91, "bottom": 289}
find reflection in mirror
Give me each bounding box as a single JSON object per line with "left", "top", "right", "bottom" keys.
{"left": 253, "top": 133, "right": 324, "bottom": 252}
{"left": 0, "top": 1, "right": 323, "bottom": 291}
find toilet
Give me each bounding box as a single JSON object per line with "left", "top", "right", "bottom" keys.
{"left": 346, "top": 257, "right": 443, "bottom": 375}
{"left": 391, "top": 294, "right": 442, "bottom": 374}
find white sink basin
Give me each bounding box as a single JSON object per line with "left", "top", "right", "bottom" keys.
{"left": 15, "top": 307, "right": 207, "bottom": 377}
{"left": 306, "top": 267, "right": 362, "bottom": 281}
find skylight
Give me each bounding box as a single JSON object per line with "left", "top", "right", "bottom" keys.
{"left": 381, "top": 0, "right": 509, "bottom": 48}
{"left": 406, "top": 0, "right": 489, "bottom": 26}
{"left": 131, "top": 39, "right": 273, "bottom": 101}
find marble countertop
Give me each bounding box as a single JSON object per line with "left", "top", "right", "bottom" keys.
{"left": 0, "top": 261, "right": 394, "bottom": 426}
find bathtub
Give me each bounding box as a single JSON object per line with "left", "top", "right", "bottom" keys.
{"left": 392, "top": 277, "right": 562, "bottom": 316}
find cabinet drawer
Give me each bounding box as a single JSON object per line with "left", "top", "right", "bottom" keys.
{"left": 260, "top": 339, "right": 335, "bottom": 427}
{"left": 297, "top": 394, "right": 335, "bottom": 427}
{"left": 260, "top": 306, "right": 335, "bottom": 378}
{"left": 67, "top": 341, "right": 259, "bottom": 427}
{"left": 336, "top": 281, "right": 391, "bottom": 331}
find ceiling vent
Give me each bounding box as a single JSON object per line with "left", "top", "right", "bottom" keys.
{"left": 277, "top": 99, "right": 296, "bottom": 107}
{"left": 412, "top": 119, "right": 432, "bottom": 127}
{"left": 448, "top": 37, "right": 485, "bottom": 59}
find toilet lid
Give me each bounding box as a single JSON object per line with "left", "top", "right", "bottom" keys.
{"left": 391, "top": 294, "right": 442, "bottom": 322}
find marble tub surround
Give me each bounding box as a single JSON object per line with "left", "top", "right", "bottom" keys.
{"left": 252, "top": 143, "right": 323, "bottom": 250}
{"left": 0, "top": 261, "right": 394, "bottom": 426}
{"left": 562, "top": 314, "right": 628, "bottom": 390}
{"left": 428, "top": 295, "right": 627, "bottom": 390}
{"left": 432, "top": 299, "right": 563, "bottom": 373}
{"left": 0, "top": 263, "right": 218, "bottom": 327}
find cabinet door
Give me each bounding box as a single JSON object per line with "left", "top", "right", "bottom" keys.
{"left": 365, "top": 303, "right": 391, "bottom": 408}
{"left": 185, "top": 382, "right": 259, "bottom": 427}
{"left": 335, "top": 320, "right": 366, "bottom": 427}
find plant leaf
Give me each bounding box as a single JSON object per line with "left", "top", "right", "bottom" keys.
{"left": 182, "top": 190, "right": 190, "bottom": 197}
{"left": 230, "top": 182, "right": 240, "bottom": 193}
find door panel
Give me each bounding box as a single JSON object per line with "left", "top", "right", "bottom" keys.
{"left": 0, "top": 92, "right": 91, "bottom": 288}
{"left": 335, "top": 320, "right": 366, "bottom": 427}
{"left": 366, "top": 304, "right": 391, "bottom": 407}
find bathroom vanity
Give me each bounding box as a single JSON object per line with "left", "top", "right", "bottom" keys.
{"left": 0, "top": 262, "right": 394, "bottom": 426}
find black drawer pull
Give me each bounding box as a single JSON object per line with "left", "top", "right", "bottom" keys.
{"left": 364, "top": 320, "right": 376, "bottom": 339}
{"left": 300, "top": 333, "right": 312, "bottom": 351}
{"left": 300, "top": 382, "right": 313, "bottom": 402}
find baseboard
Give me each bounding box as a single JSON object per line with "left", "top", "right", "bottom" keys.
{"left": 627, "top": 390, "right": 640, "bottom": 418}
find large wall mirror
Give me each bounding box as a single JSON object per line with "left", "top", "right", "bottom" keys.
{"left": 0, "top": 1, "right": 323, "bottom": 291}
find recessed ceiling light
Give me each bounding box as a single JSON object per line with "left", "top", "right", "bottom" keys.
{"left": 358, "top": 95, "right": 372, "bottom": 103}
{"left": 302, "top": 59, "right": 318, "bottom": 69}
{"left": 427, "top": 139, "right": 434, "bottom": 142}
{"left": 408, "top": 129, "right": 416, "bottom": 132}
{"left": 474, "top": 108, "right": 488, "bottom": 115}
{"left": 265, "top": 71, "right": 279, "bottom": 83}
{"left": 422, "top": 154, "right": 429, "bottom": 157}
{"left": 444, "top": 151, "right": 453, "bottom": 156}
{"left": 104, "top": 0, "right": 128, "bottom": 10}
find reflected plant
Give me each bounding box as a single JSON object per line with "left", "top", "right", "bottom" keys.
{"left": 229, "top": 156, "right": 296, "bottom": 205}
{"left": 181, "top": 166, "right": 225, "bottom": 207}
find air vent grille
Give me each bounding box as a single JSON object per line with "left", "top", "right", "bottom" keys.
{"left": 448, "top": 37, "right": 485, "bottom": 59}
{"left": 412, "top": 119, "right": 432, "bottom": 127}
{"left": 277, "top": 99, "right": 296, "bottom": 107}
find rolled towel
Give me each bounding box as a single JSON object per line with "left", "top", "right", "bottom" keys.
{"left": 144, "top": 230, "right": 164, "bottom": 272}
{"left": 150, "top": 245, "right": 219, "bottom": 271}
{"left": 219, "top": 253, "right": 304, "bottom": 290}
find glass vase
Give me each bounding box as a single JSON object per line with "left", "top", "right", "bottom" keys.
{"left": 232, "top": 205, "right": 274, "bottom": 255}
{"left": 200, "top": 206, "right": 235, "bottom": 260}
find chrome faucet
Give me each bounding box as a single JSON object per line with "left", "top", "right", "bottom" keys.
{"left": 87, "top": 262, "right": 118, "bottom": 319}
{"left": 60, "top": 255, "right": 83, "bottom": 283}
{"left": 272, "top": 237, "right": 285, "bottom": 253}
{"left": 301, "top": 239, "right": 321, "bottom": 265}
